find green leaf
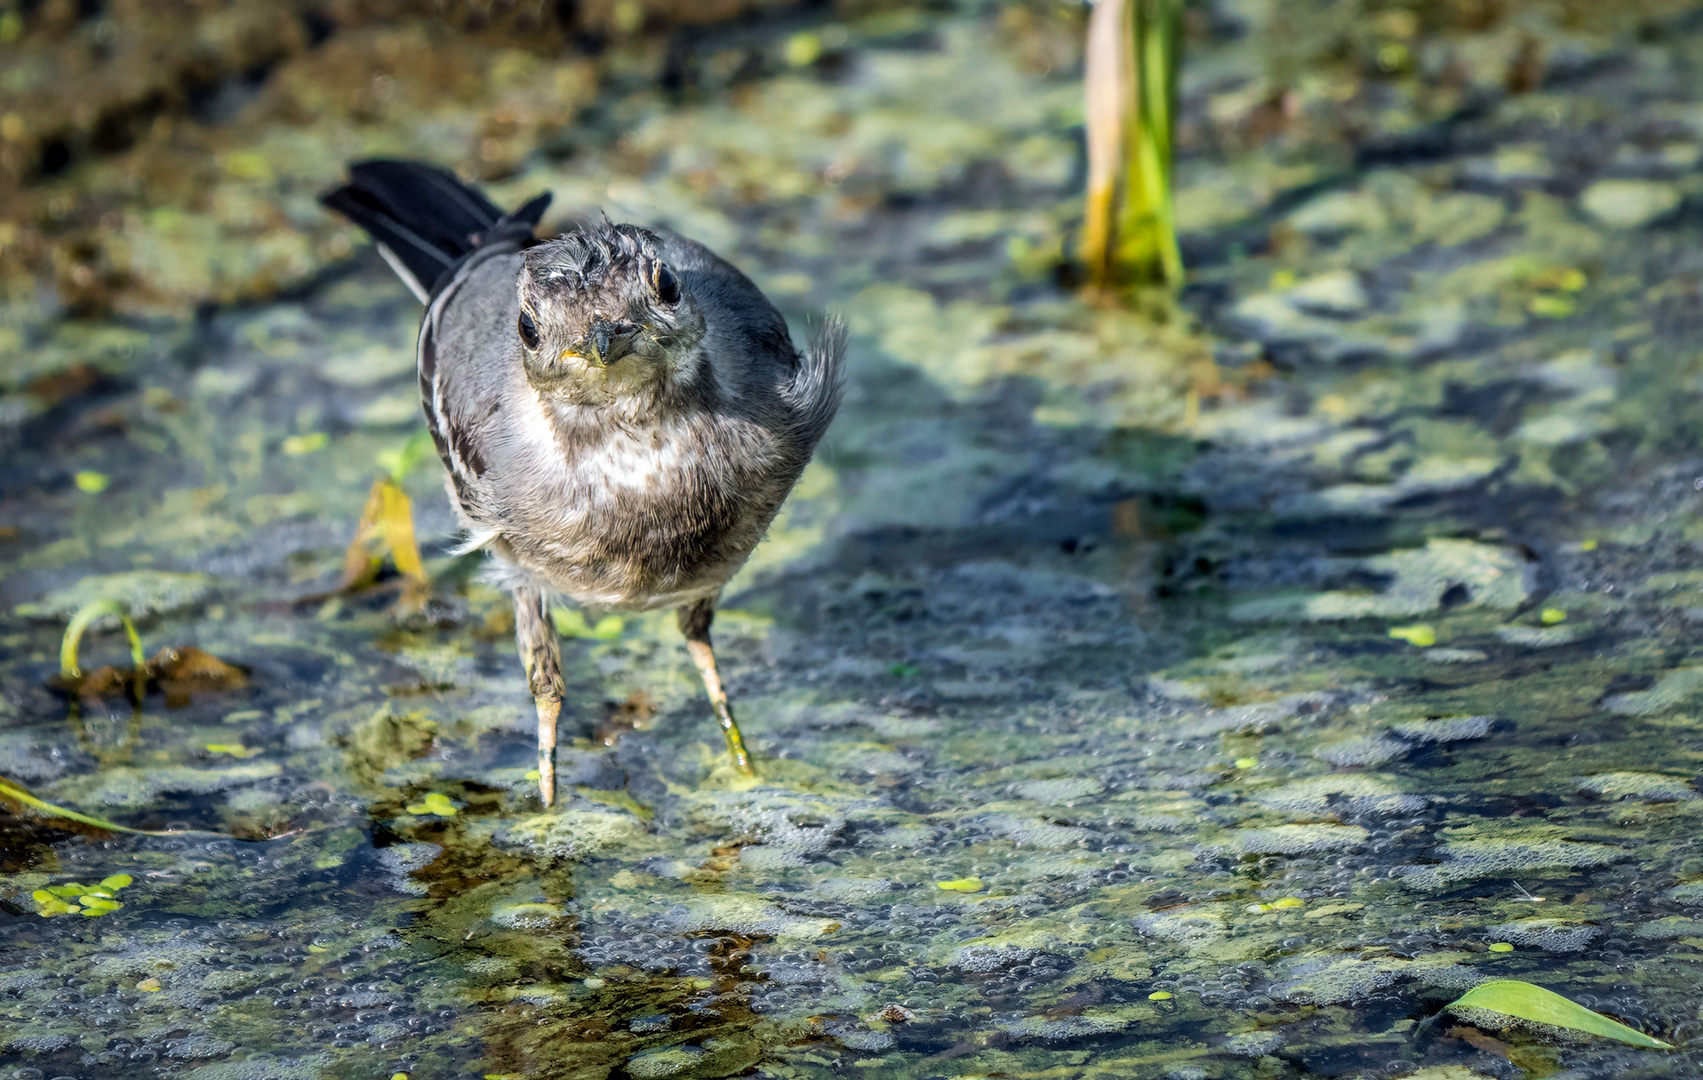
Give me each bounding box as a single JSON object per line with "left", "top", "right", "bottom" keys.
{"left": 1447, "top": 979, "right": 1672, "bottom": 1049}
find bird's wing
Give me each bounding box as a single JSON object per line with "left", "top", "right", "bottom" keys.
{"left": 418, "top": 245, "right": 525, "bottom": 524}
{"left": 789, "top": 313, "right": 847, "bottom": 449}
{"left": 655, "top": 228, "right": 845, "bottom": 448}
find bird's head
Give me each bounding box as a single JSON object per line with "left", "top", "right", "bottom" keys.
{"left": 516, "top": 223, "right": 706, "bottom": 401}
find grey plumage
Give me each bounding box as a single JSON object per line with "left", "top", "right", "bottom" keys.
{"left": 322, "top": 160, "right": 845, "bottom": 802}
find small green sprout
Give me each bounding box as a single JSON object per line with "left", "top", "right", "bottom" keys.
{"left": 377, "top": 429, "right": 434, "bottom": 484}
{"left": 60, "top": 598, "right": 145, "bottom": 684}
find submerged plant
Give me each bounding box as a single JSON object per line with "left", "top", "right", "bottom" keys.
{"left": 1081, "top": 0, "right": 1184, "bottom": 290}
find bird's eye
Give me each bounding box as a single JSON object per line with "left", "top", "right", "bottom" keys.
{"left": 650, "top": 261, "right": 681, "bottom": 305}
{"left": 517, "top": 309, "right": 540, "bottom": 349}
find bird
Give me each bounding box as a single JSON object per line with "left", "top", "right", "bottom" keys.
{"left": 320, "top": 160, "right": 845, "bottom": 806}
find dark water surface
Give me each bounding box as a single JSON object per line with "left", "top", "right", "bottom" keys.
{"left": 5, "top": 2, "right": 1703, "bottom": 1078}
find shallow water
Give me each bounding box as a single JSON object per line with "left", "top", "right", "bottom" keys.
{"left": 5, "top": 2, "right": 1703, "bottom": 1078}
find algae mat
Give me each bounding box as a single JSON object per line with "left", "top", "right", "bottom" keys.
{"left": 4, "top": 2, "right": 1703, "bottom": 1078}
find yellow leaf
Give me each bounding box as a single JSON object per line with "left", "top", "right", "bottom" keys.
{"left": 378, "top": 482, "right": 425, "bottom": 581}
{"left": 341, "top": 478, "right": 427, "bottom": 597}
{"left": 74, "top": 470, "right": 110, "bottom": 493}
{"left": 1541, "top": 608, "right": 1567, "bottom": 625}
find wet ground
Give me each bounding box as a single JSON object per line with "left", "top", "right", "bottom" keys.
{"left": 5, "top": 1, "right": 1703, "bottom": 1078}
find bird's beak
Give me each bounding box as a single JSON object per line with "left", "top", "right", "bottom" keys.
{"left": 587, "top": 320, "right": 634, "bottom": 365}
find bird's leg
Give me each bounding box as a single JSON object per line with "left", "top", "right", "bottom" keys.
{"left": 514, "top": 586, "right": 563, "bottom": 806}
{"left": 677, "top": 598, "right": 756, "bottom": 777}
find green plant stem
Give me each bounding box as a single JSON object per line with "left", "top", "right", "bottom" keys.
{"left": 1082, "top": 0, "right": 1184, "bottom": 289}
{"left": 0, "top": 775, "right": 177, "bottom": 835}
{"left": 60, "top": 598, "right": 146, "bottom": 697}
{"left": 1136, "top": 0, "right": 1182, "bottom": 284}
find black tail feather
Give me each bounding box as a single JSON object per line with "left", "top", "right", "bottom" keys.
{"left": 320, "top": 160, "right": 551, "bottom": 302}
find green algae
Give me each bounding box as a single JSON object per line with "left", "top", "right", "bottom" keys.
{"left": 6, "top": 2, "right": 1703, "bottom": 1079}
